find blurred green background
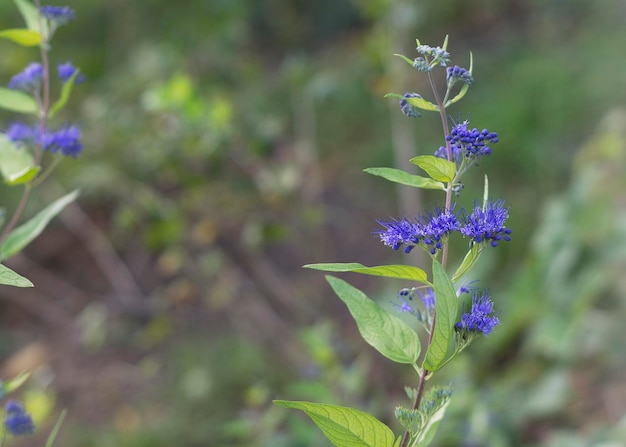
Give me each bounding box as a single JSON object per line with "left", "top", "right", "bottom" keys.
{"left": 1, "top": 0, "right": 626, "bottom": 446}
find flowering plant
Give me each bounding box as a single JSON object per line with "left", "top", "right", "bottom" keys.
{"left": 0, "top": 0, "right": 82, "bottom": 444}
{"left": 275, "top": 36, "right": 511, "bottom": 446}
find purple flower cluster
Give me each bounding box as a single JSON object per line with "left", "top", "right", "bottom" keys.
{"left": 446, "top": 120, "right": 499, "bottom": 160}
{"left": 9, "top": 62, "right": 85, "bottom": 92}
{"left": 377, "top": 201, "right": 510, "bottom": 253}
{"left": 420, "top": 206, "right": 461, "bottom": 254}
{"left": 7, "top": 122, "right": 83, "bottom": 157}
{"left": 460, "top": 200, "right": 512, "bottom": 247}
{"left": 455, "top": 291, "right": 499, "bottom": 335}
{"left": 399, "top": 93, "right": 422, "bottom": 118}
{"left": 446, "top": 66, "right": 473, "bottom": 86}
{"left": 377, "top": 207, "right": 461, "bottom": 255}
{"left": 58, "top": 62, "right": 86, "bottom": 84}
{"left": 8, "top": 63, "right": 43, "bottom": 91}
{"left": 40, "top": 5, "right": 75, "bottom": 25}
{"left": 4, "top": 400, "right": 35, "bottom": 436}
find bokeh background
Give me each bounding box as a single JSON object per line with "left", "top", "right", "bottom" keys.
{"left": 1, "top": 0, "right": 626, "bottom": 446}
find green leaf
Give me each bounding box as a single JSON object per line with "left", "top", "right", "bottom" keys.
{"left": 414, "top": 398, "right": 451, "bottom": 447}
{"left": 423, "top": 259, "right": 458, "bottom": 371}
{"left": 305, "top": 263, "right": 430, "bottom": 285}
{"left": 383, "top": 93, "right": 438, "bottom": 112}
{"left": 0, "top": 263, "right": 34, "bottom": 287}
{"left": 274, "top": 400, "right": 396, "bottom": 447}
{"left": 49, "top": 70, "right": 81, "bottom": 118}
{"left": 13, "top": 0, "right": 43, "bottom": 33}
{"left": 410, "top": 155, "right": 456, "bottom": 183}
{"left": 0, "top": 28, "right": 41, "bottom": 46}
{"left": 364, "top": 167, "right": 445, "bottom": 191}
{"left": 0, "top": 87, "right": 38, "bottom": 114}
{"left": 403, "top": 95, "right": 438, "bottom": 112}
{"left": 0, "top": 134, "right": 40, "bottom": 185}
{"left": 326, "top": 276, "right": 421, "bottom": 364}
{"left": 445, "top": 83, "right": 469, "bottom": 107}
{"left": 451, "top": 244, "right": 482, "bottom": 283}
{"left": 482, "top": 174, "right": 489, "bottom": 210}
{"left": 393, "top": 53, "right": 414, "bottom": 66}
{"left": 1, "top": 371, "right": 31, "bottom": 397}
{"left": 0, "top": 190, "right": 79, "bottom": 261}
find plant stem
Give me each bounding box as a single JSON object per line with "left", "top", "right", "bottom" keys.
{"left": 399, "top": 69, "right": 454, "bottom": 447}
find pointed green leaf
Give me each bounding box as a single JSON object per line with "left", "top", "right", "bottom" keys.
{"left": 423, "top": 259, "right": 458, "bottom": 371}
{"left": 451, "top": 244, "right": 482, "bottom": 283}
{"left": 384, "top": 93, "right": 438, "bottom": 112}
{"left": 304, "top": 263, "right": 430, "bottom": 285}
{"left": 393, "top": 436, "right": 402, "bottom": 447}
{"left": 404, "top": 95, "right": 438, "bottom": 112}
{"left": 445, "top": 83, "right": 469, "bottom": 107}
{"left": 364, "top": 167, "right": 445, "bottom": 191}
{"left": 0, "top": 190, "right": 79, "bottom": 261}
{"left": 1, "top": 371, "right": 31, "bottom": 396}
{"left": 409, "top": 155, "right": 456, "bottom": 183}
{"left": 326, "top": 276, "right": 421, "bottom": 364}
{"left": 0, "top": 263, "right": 33, "bottom": 287}
{"left": 442, "top": 35, "right": 449, "bottom": 51}
{"left": 13, "top": 0, "right": 44, "bottom": 33}
{"left": 482, "top": 174, "right": 489, "bottom": 210}
{"left": 414, "top": 398, "right": 451, "bottom": 447}
{"left": 0, "top": 28, "right": 41, "bottom": 46}
{"left": 50, "top": 70, "right": 81, "bottom": 118}
{"left": 0, "top": 87, "right": 38, "bottom": 114}
{"left": 274, "top": 400, "right": 396, "bottom": 447}
{"left": 393, "top": 53, "right": 414, "bottom": 66}
{"left": 0, "top": 134, "right": 40, "bottom": 185}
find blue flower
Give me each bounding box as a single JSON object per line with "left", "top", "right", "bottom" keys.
{"left": 58, "top": 62, "right": 86, "bottom": 84}
{"left": 461, "top": 199, "right": 512, "bottom": 247}
{"left": 446, "top": 120, "right": 499, "bottom": 161}
{"left": 419, "top": 206, "right": 460, "bottom": 254}
{"left": 6, "top": 122, "right": 36, "bottom": 145}
{"left": 8, "top": 63, "right": 44, "bottom": 91}
{"left": 455, "top": 291, "right": 499, "bottom": 335}
{"left": 376, "top": 217, "right": 420, "bottom": 253}
{"left": 446, "top": 66, "right": 473, "bottom": 86}
{"left": 4, "top": 400, "right": 35, "bottom": 436}
{"left": 399, "top": 93, "right": 421, "bottom": 118}
{"left": 418, "top": 288, "right": 435, "bottom": 310}
{"left": 40, "top": 124, "right": 83, "bottom": 157}
{"left": 39, "top": 5, "right": 76, "bottom": 25}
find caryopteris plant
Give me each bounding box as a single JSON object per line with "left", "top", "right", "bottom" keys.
{"left": 0, "top": 1, "right": 82, "bottom": 444}
{"left": 275, "top": 36, "right": 511, "bottom": 446}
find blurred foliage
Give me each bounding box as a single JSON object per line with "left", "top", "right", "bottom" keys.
{"left": 1, "top": 0, "right": 626, "bottom": 446}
